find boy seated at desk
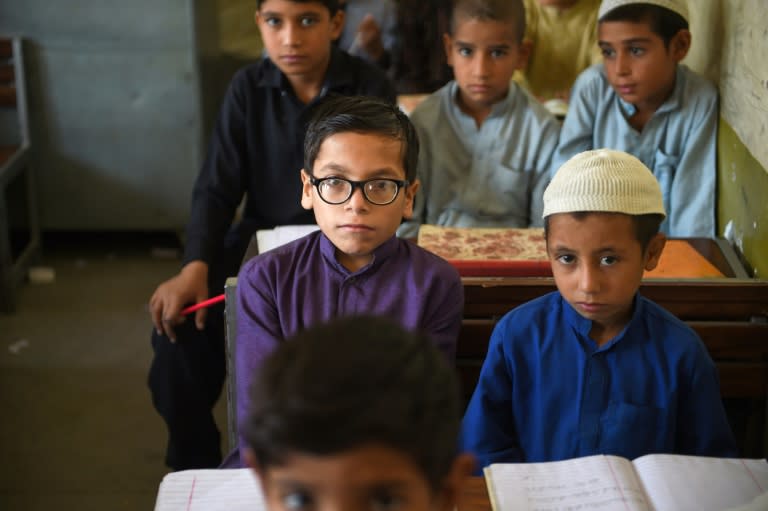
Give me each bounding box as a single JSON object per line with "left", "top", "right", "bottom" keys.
{"left": 147, "top": 0, "right": 395, "bottom": 470}
{"left": 460, "top": 149, "right": 737, "bottom": 470}
{"left": 242, "top": 315, "right": 475, "bottom": 511}
{"left": 231, "top": 95, "right": 464, "bottom": 466}
{"left": 551, "top": 0, "right": 718, "bottom": 237}
{"left": 397, "top": 0, "right": 560, "bottom": 239}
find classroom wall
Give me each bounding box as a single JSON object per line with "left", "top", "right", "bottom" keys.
{"left": 716, "top": 0, "right": 768, "bottom": 278}
{"left": 0, "top": 0, "right": 217, "bottom": 230}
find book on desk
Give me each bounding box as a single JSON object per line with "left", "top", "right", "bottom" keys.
{"left": 484, "top": 453, "right": 768, "bottom": 511}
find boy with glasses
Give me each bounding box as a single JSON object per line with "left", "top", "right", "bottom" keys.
{"left": 230, "top": 95, "right": 464, "bottom": 467}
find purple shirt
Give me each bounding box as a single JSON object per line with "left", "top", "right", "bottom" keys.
{"left": 233, "top": 231, "right": 464, "bottom": 466}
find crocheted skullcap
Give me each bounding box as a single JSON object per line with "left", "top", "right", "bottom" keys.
{"left": 543, "top": 149, "right": 666, "bottom": 219}
{"left": 598, "top": 0, "right": 689, "bottom": 23}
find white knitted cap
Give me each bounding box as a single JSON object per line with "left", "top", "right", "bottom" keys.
{"left": 598, "top": 0, "right": 689, "bottom": 23}
{"left": 543, "top": 149, "right": 666, "bottom": 219}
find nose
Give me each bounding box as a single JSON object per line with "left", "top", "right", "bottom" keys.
{"left": 615, "top": 51, "right": 630, "bottom": 76}
{"left": 282, "top": 21, "right": 301, "bottom": 46}
{"left": 345, "top": 185, "right": 369, "bottom": 212}
{"left": 472, "top": 53, "right": 491, "bottom": 78}
{"left": 578, "top": 263, "right": 601, "bottom": 295}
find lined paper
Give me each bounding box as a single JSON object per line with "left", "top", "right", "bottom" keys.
{"left": 632, "top": 454, "right": 768, "bottom": 511}
{"left": 485, "top": 455, "right": 650, "bottom": 511}
{"left": 153, "top": 468, "right": 266, "bottom": 511}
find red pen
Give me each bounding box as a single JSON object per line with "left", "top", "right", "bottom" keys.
{"left": 180, "top": 294, "right": 226, "bottom": 315}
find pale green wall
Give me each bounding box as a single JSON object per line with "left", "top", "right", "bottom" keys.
{"left": 716, "top": 1, "right": 768, "bottom": 277}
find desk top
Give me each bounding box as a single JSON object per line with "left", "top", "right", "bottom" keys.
{"left": 459, "top": 477, "right": 492, "bottom": 511}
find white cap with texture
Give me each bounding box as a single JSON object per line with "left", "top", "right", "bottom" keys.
{"left": 598, "top": 0, "right": 689, "bottom": 23}
{"left": 543, "top": 149, "right": 666, "bottom": 219}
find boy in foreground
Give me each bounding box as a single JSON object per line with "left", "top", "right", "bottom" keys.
{"left": 242, "top": 315, "right": 474, "bottom": 511}
{"left": 461, "top": 149, "right": 736, "bottom": 470}
{"left": 233, "top": 95, "right": 464, "bottom": 466}
{"left": 398, "top": 0, "right": 560, "bottom": 237}
{"left": 551, "top": 0, "right": 717, "bottom": 237}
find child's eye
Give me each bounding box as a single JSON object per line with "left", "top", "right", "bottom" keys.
{"left": 556, "top": 254, "right": 576, "bottom": 265}
{"left": 458, "top": 47, "right": 473, "bottom": 57}
{"left": 282, "top": 491, "right": 313, "bottom": 510}
{"left": 600, "top": 255, "right": 618, "bottom": 266}
{"left": 265, "top": 17, "right": 281, "bottom": 27}
{"left": 300, "top": 16, "right": 318, "bottom": 27}
{"left": 490, "top": 49, "right": 508, "bottom": 58}
{"left": 600, "top": 47, "right": 615, "bottom": 58}
{"left": 629, "top": 46, "right": 645, "bottom": 56}
{"left": 370, "top": 492, "right": 404, "bottom": 511}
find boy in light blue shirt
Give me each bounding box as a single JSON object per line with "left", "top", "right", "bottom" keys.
{"left": 398, "top": 0, "right": 560, "bottom": 238}
{"left": 552, "top": 0, "right": 718, "bottom": 237}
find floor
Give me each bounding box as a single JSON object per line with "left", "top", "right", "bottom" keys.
{"left": 0, "top": 233, "right": 227, "bottom": 510}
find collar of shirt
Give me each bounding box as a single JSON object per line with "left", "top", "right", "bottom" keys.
{"left": 617, "top": 65, "right": 686, "bottom": 118}
{"left": 319, "top": 231, "right": 400, "bottom": 276}
{"left": 446, "top": 80, "right": 521, "bottom": 123}
{"left": 561, "top": 292, "right": 646, "bottom": 352}
{"left": 257, "top": 46, "right": 360, "bottom": 97}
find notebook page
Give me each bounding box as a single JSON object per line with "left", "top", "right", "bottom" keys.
{"left": 632, "top": 454, "right": 768, "bottom": 511}
{"left": 256, "top": 225, "right": 320, "bottom": 254}
{"left": 484, "top": 455, "right": 650, "bottom": 511}
{"left": 154, "top": 468, "right": 266, "bottom": 511}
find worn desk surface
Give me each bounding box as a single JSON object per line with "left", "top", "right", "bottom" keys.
{"left": 459, "top": 477, "right": 492, "bottom": 511}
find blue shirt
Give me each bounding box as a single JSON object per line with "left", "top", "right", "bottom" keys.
{"left": 460, "top": 291, "right": 737, "bottom": 472}
{"left": 235, "top": 231, "right": 464, "bottom": 466}
{"left": 551, "top": 64, "right": 718, "bottom": 237}
{"left": 398, "top": 81, "right": 560, "bottom": 238}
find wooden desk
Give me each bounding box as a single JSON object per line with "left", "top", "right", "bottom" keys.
{"left": 459, "top": 477, "right": 492, "bottom": 511}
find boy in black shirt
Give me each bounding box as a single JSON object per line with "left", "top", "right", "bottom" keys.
{"left": 147, "top": 0, "right": 395, "bottom": 470}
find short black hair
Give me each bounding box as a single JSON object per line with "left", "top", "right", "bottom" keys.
{"left": 544, "top": 212, "right": 664, "bottom": 252}
{"left": 599, "top": 4, "right": 688, "bottom": 47}
{"left": 242, "top": 315, "right": 461, "bottom": 490}
{"left": 449, "top": 0, "right": 526, "bottom": 44}
{"left": 303, "top": 95, "right": 419, "bottom": 182}
{"left": 257, "top": 0, "right": 340, "bottom": 16}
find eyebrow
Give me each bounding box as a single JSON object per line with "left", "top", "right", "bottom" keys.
{"left": 598, "top": 37, "right": 654, "bottom": 46}
{"left": 315, "top": 163, "right": 405, "bottom": 179}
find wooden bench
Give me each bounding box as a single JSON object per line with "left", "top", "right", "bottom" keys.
{"left": 0, "top": 36, "right": 40, "bottom": 312}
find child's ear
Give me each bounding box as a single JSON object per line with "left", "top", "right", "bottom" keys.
{"left": 329, "top": 8, "right": 345, "bottom": 41}
{"left": 515, "top": 39, "right": 533, "bottom": 71}
{"left": 443, "top": 33, "right": 454, "bottom": 67}
{"left": 401, "top": 179, "right": 420, "bottom": 220}
{"left": 300, "top": 169, "right": 314, "bottom": 211}
{"left": 435, "top": 453, "right": 475, "bottom": 511}
{"left": 670, "top": 29, "right": 691, "bottom": 62}
{"left": 643, "top": 232, "right": 667, "bottom": 271}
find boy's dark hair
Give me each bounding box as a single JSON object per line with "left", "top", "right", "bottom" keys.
{"left": 303, "top": 95, "right": 420, "bottom": 182}
{"left": 257, "top": 0, "right": 341, "bottom": 16}
{"left": 599, "top": 4, "right": 688, "bottom": 47}
{"left": 449, "top": 0, "right": 526, "bottom": 44}
{"left": 242, "top": 315, "right": 461, "bottom": 490}
{"left": 544, "top": 212, "right": 664, "bottom": 251}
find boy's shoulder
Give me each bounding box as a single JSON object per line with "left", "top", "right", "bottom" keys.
{"left": 497, "top": 291, "right": 563, "bottom": 329}
{"left": 240, "top": 230, "right": 323, "bottom": 278}
{"left": 410, "top": 82, "right": 453, "bottom": 124}
{"left": 676, "top": 65, "right": 718, "bottom": 105}
{"left": 637, "top": 294, "right": 701, "bottom": 342}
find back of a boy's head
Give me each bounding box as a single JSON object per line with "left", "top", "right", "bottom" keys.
{"left": 257, "top": 0, "right": 340, "bottom": 16}
{"left": 303, "top": 95, "right": 419, "bottom": 182}
{"left": 544, "top": 149, "right": 666, "bottom": 248}
{"left": 450, "top": 0, "right": 526, "bottom": 43}
{"left": 598, "top": 0, "right": 689, "bottom": 46}
{"left": 242, "top": 315, "right": 461, "bottom": 490}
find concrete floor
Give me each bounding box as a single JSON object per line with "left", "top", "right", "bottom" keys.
{"left": 0, "top": 233, "right": 227, "bottom": 510}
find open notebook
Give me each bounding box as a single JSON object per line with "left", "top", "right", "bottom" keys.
{"left": 484, "top": 454, "right": 768, "bottom": 511}
{"left": 154, "top": 468, "right": 265, "bottom": 511}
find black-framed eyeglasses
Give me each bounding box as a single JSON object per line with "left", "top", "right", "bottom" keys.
{"left": 309, "top": 176, "right": 409, "bottom": 206}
